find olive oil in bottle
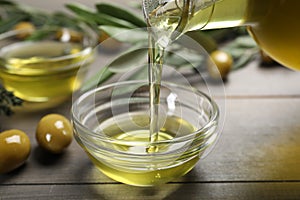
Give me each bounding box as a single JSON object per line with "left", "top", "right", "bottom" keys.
{"left": 0, "top": 40, "right": 93, "bottom": 107}
{"left": 145, "top": 0, "right": 300, "bottom": 70}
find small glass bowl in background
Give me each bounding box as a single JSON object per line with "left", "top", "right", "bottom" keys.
{"left": 0, "top": 24, "right": 97, "bottom": 109}
{"left": 72, "top": 80, "right": 220, "bottom": 186}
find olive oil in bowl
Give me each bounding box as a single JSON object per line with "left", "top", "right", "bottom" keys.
{"left": 72, "top": 81, "right": 219, "bottom": 186}
{"left": 0, "top": 27, "right": 95, "bottom": 108}
{"left": 86, "top": 114, "right": 202, "bottom": 186}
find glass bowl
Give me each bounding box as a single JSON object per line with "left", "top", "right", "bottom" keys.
{"left": 72, "top": 80, "right": 220, "bottom": 186}
{"left": 0, "top": 24, "right": 97, "bottom": 109}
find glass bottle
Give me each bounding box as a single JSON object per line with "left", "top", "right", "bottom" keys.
{"left": 143, "top": 0, "right": 300, "bottom": 70}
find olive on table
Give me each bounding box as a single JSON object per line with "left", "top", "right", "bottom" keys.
{"left": 36, "top": 114, "right": 73, "bottom": 154}
{"left": 13, "top": 21, "right": 35, "bottom": 39}
{"left": 207, "top": 50, "right": 233, "bottom": 80}
{"left": 0, "top": 129, "right": 31, "bottom": 174}
{"left": 56, "top": 28, "right": 83, "bottom": 43}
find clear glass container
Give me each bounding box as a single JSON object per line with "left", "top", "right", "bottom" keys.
{"left": 0, "top": 24, "right": 97, "bottom": 109}
{"left": 72, "top": 80, "right": 220, "bottom": 186}
{"left": 143, "top": 0, "right": 300, "bottom": 70}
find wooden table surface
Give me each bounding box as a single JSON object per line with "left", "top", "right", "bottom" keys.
{"left": 1, "top": 58, "right": 300, "bottom": 200}
{"left": 1, "top": 1, "right": 300, "bottom": 200}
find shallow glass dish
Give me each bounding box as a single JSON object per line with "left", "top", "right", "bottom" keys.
{"left": 72, "top": 80, "right": 220, "bottom": 186}
{"left": 0, "top": 25, "right": 97, "bottom": 109}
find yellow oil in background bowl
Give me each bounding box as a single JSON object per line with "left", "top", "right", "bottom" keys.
{"left": 0, "top": 25, "right": 97, "bottom": 109}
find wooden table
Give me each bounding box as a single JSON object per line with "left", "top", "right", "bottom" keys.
{"left": 1, "top": 57, "right": 300, "bottom": 199}
{"left": 1, "top": 1, "right": 300, "bottom": 199}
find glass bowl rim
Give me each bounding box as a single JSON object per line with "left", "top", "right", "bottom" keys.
{"left": 0, "top": 25, "right": 97, "bottom": 69}
{"left": 72, "top": 80, "right": 220, "bottom": 145}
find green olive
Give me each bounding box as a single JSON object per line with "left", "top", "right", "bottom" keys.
{"left": 0, "top": 129, "right": 31, "bottom": 174}
{"left": 36, "top": 114, "right": 73, "bottom": 154}
{"left": 56, "top": 28, "right": 83, "bottom": 43}
{"left": 13, "top": 21, "right": 35, "bottom": 39}
{"left": 207, "top": 50, "right": 233, "bottom": 80}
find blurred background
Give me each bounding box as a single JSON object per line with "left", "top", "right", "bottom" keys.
{"left": 14, "top": 0, "right": 130, "bottom": 12}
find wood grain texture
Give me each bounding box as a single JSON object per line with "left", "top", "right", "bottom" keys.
{"left": 1, "top": 60, "right": 300, "bottom": 199}
{"left": 1, "top": 183, "right": 300, "bottom": 200}
{"left": 1, "top": 64, "right": 300, "bottom": 199}
{"left": 1, "top": 98, "right": 300, "bottom": 184}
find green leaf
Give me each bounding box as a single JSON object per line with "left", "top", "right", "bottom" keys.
{"left": 0, "top": 0, "right": 15, "bottom": 5}
{"left": 124, "top": 66, "right": 148, "bottom": 81}
{"left": 96, "top": 3, "right": 146, "bottom": 27}
{"left": 38, "top": 12, "right": 80, "bottom": 29}
{"left": 219, "top": 34, "right": 259, "bottom": 70}
{"left": 164, "top": 49, "right": 203, "bottom": 69}
{"left": 235, "top": 35, "right": 257, "bottom": 48}
{"left": 66, "top": 3, "right": 136, "bottom": 29}
{"left": 98, "top": 25, "right": 147, "bottom": 43}
{"left": 181, "top": 30, "right": 218, "bottom": 53}
{"left": 232, "top": 49, "right": 258, "bottom": 70}
{"left": 28, "top": 13, "right": 49, "bottom": 26}
{"left": 81, "top": 45, "right": 148, "bottom": 91}
{"left": 106, "top": 47, "right": 148, "bottom": 73}
{"left": 0, "top": 14, "right": 27, "bottom": 33}
{"left": 223, "top": 48, "right": 246, "bottom": 58}
{"left": 0, "top": 85, "right": 22, "bottom": 116}
{"left": 81, "top": 66, "right": 115, "bottom": 92}
{"left": 25, "top": 29, "right": 52, "bottom": 41}
{"left": 81, "top": 46, "right": 148, "bottom": 92}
